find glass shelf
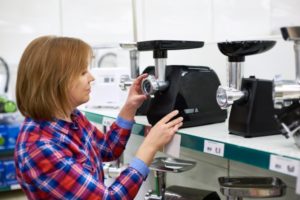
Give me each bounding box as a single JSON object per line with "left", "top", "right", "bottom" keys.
{"left": 81, "top": 108, "right": 300, "bottom": 177}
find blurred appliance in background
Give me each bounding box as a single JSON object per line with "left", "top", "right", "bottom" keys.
{"left": 136, "top": 40, "right": 227, "bottom": 128}
{"left": 118, "top": 43, "right": 140, "bottom": 90}
{"left": 272, "top": 26, "right": 300, "bottom": 147}
{"left": 86, "top": 46, "right": 131, "bottom": 109}
{"left": 0, "top": 57, "right": 17, "bottom": 115}
{"left": 118, "top": 0, "right": 141, "bottom": 91}
{"left": 88, "top": 67, "right": 130, "bottom": 108}
{"left": 216, "top": 40, "right": 282, "bottom": 137}
{"left": 0, "top": 57, "right": 19, "bottom": 127}
{"left": 0, "top": 57, "right": 9, "bottom": 95}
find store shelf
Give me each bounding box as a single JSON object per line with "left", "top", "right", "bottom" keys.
{"left": 0, "top": 113, "right": 20, "bottom": 124}
{"left": 0, "top": 183, "right": 21, "bottom": 192}
{"left": 81, "top": 107, "right": 300, "bottom": 178}
{"left": 0, "top": 147, "right": 14, "bottom": 154}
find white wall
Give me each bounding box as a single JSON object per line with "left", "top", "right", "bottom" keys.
{"left": 0, "top": 0, "right": 134, "bottom": 98}
{"left": 137, "top": 0, "right": 299, "bottom": 85}
{"left": 0, "top": 0, "right": 299, "bottom": 97}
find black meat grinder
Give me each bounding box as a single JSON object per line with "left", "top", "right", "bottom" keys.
{"left": 273, "top": 26, "right": 300, "bottom": 147}
{"left": 216, "top": 40, "right": 283, "bottom": 137}
{"left": 137, "top": 40, "right": 227, "bottom": 128}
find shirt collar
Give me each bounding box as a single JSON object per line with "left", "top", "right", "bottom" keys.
{"left": 51, "top": 110, "right": 79, "bottom": 135}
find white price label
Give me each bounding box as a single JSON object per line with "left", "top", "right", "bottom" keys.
{"left": 269, "top": 155, "right": 300, "bottom": 177}
{"left": 102, "top": 117, "right": 115, "bottom": 127}
{"left": 10, "top": 184, "right": 21, "bottom": 190}
{"left": 204, "top": 140, "right": 224, "bottom": 157}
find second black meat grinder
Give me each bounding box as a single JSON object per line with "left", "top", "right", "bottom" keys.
{"left": 216, "top": 40, "right": 283, "bottom": 137}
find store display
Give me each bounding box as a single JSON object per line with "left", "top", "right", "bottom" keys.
{"left": 273, "top": 26, "right": 300, "bottom": 147}
{"left": 3, "top": 160, "right": 17, "bottom": 185}
{"left": 6, "top": 124, "right": 20, "bottom": 149}
{"left": 0, "top": 123, "right": 20, "bottom": 150}
{"left": 216, "top": 40, "right": 283, "bottom": 137}
{"left": 0, "top": 125, "right": 7, "bottom": 149}
{"left": 136, "top": 40, "right": 227, "bottom": 128}
{"left": 218, "top": 177, "right": 286, "bottom": 199}
{"left": 87, "top": 67, "right": 130, "bottom": 108}
{"left": 0, "top": 57, "right": 9, "bottom": 94}
{"left": 0, "top": 159, "right": 18, "bottom": 188}
{"left": 0, "top": 161, "right": 4, "bottom": 187}
{"left": 145, "top": 157, "right": 220, "bottom": 200}
{"left": 0, "top": 96, "right": 16, "bottom": 113}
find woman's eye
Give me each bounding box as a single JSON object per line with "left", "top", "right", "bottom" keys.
{"left": 82, "top": 71, "right": 87, "bottom": 75}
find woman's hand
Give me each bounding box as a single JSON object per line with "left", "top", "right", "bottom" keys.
{"left": 135, "top": 110, "right": 184, "bottom": 165}
{"left": 126, "top": 73, "right": 148, "bottom": 110}
{"left": 118, "top": 74, "right": 148, "bottom": 121}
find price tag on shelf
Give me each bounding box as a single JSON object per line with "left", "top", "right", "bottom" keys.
{"left": 102, "top": 117, "right": 115, "bottom": 127}
{"left": 204, "top": 140, "right": 224, "bottom": 157}
{"left": 269, "top": 154, "right": 300, "bottom": 177}
{"left": 10, "top": 184, "right": 21, "bottom": 190}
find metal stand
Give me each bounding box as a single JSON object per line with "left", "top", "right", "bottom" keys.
{"left": 218, "top": 177, "right": 286, "bottom": 200}
{"left": 145, "top": 157, "right": 220, "bottom": 200}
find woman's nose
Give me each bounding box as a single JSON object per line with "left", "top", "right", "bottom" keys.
{"left": 89, "top": 72, "right": 95, "bottom": 82}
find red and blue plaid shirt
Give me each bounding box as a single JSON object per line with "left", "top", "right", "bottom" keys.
{"left": 15, "top": 109, "right": 148, "bottom": 200}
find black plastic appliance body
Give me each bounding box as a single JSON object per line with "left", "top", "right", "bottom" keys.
{"left": 140, "top": 65, "right": 227, "bottom": 128}
{"left": 229, "top": 76, "right": 282, "bottom": 137}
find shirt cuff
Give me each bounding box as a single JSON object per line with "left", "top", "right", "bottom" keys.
{"left": 129, "top": 157, "right": 150, "bottom": 180}
{"left": 116, "top": 116, "right": 134, "bottom": 129}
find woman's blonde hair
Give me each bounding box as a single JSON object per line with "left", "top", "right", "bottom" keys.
{"left": 16, "top": 36, "right": 92, "bottom": 120}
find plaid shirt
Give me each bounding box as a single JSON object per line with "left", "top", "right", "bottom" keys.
{"left": 15, "top": 109, "right": 145, "bottom": 200}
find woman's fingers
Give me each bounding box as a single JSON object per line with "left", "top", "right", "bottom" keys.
{"left": 134, "top": 94, "right": 148, "bottom": 103}
{"left": 131, "top": 73, "right": 148, "bottom": 93}
{"left": 134, "top": 73, "right": 148, "bottom": 86}
{"left": 160, "top": 110, "right": 180, "bottom": 124}
{"left": 173, "top": 122, "right": 183, "bottom": 131}
{"left": 167, "top": 117, "right": 184, "bottom": 128}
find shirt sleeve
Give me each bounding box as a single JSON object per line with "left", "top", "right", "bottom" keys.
{"left": 85, "top": 115, "right": 134, "bottom": 162}
{"left": 116, "top": 116, "right": 134, "bottom": 130}
{"left": 22, "top": 141, "right": 144, "bottom": 200}
{"left": 129, "top": 157, "right": 150, "bottom": 180}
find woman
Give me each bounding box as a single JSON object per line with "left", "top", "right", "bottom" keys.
{"left": 14, "top": 36, "right": 183, "bottom": 200}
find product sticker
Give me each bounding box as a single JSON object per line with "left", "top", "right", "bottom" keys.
{"left": 102, "top": 117, "right": 115, "bottom": 127}
{"left": 269, "top": 154, "right": 300, "bottom": 177}
{"left": 204, "top": 140, "right": 224, "bottom": 157}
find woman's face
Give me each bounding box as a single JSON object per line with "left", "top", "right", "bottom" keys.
{"left": 69, "top": 66, "right": 95, "bottom": 108}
